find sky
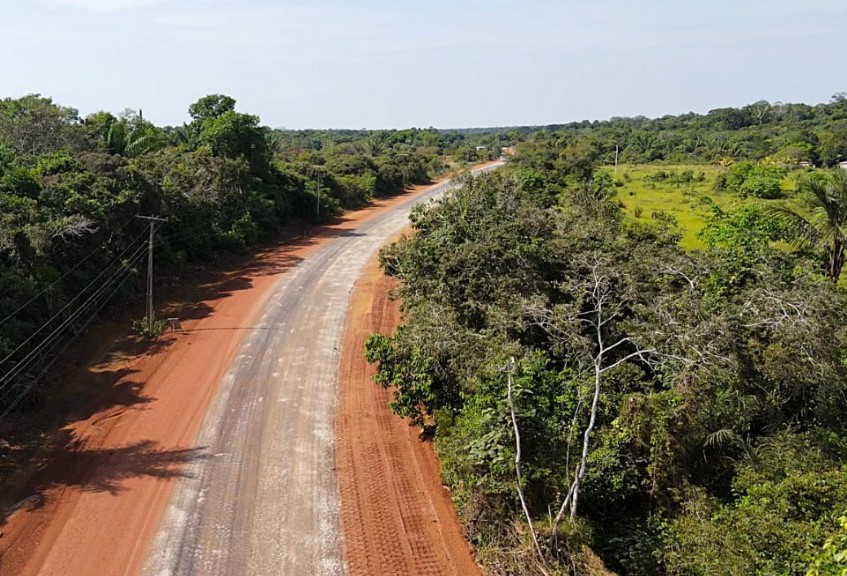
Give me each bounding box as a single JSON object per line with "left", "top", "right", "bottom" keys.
{"left": 2, "top": 0, "right": 846, "bottom": 129}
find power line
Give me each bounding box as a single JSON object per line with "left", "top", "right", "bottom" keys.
{"left": 0, "top": 251, "right": 144, "bottom": 415}
{"left": 0, "top": 218, "right": 171, "bottom": 418}
{"left": 0, "top": 242, "right": 149, "bottom": 392}
{"left": 0, "top": 249, "right": 150, "bottom": 419}
{"left": 0, "top": 245, "right": 149, "bottom": 420}
{"left": 0, "top": 245, "right": 149, "bottom": 414}
{"left": 0, "top": 231, "right": 149, "bottom": 372}
{"left": 0, "top": 238, "right": 148, "bottom": 383}
{"left": 0, "top": 215, "right": 140, "bottom": 329}
{"left": 0, "top": 236, "right": 149, "bottom": 390}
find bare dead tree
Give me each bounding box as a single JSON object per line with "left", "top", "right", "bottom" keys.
{"left": 660, "top": 264, "right": 699, "bottom": 290}
{"left": 741, "top": 286, "right": 816, "bottom": 329}
{"left": 51, "top": 216, "right": 98, "bottom": 243}
{"left": 519, "top": 256, "right": 707, "bottom": 544}
{"left": 504, "top": 357, "right": 550, "bottom": 575}
{"left": 563, "top": 375, "right": 586, "bottom": 488}
{"left": 553, "top": 259, "right": 657, "bottom": 530}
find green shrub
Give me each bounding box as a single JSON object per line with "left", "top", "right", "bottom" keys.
{"left": 740, "top": 174, "right": 782, "bottom": 198}
{"left": 806, "top": 514, "right": 847, "bottom": 576}
{"left": 132, "top": 317, "right": 167, "bottom": 339}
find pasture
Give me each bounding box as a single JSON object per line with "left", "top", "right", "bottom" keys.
{"left": 610, "top": 164, "right": 803, "bottom": 249}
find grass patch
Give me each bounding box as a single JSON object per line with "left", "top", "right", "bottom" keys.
{"left": 609, "top": 164, "right": 803, "bottom": 250}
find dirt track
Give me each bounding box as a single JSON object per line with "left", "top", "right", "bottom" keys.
{"left": 0, "top": 162, "right": 500, "bottom": 575}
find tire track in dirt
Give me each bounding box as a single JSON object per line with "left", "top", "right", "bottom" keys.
{"left": 335, "top": 247, "right": 482, "bottom": 576}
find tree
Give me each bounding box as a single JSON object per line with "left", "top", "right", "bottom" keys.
{"left": 84, "top": 110, "right": 164, "bottom": 157}
{"left": 188, "top": 94, "right": 236, "bottom": 121}
{"left": 0, "top": 94, "right": 82, "bottom": 157}
{"left": 818, "top": 130, "right": 847, "bottom": 167}
{"left": 550, "top": 255, "right": 659, "bottom": 524}
{"left": 745, "top": 100, "right": 773, "bottom": 125}
{"left": 196, "top": 111, "right": 268, "bottom": 164}
{"left": 768, "top": 170, "right": 847, "bottom": 282}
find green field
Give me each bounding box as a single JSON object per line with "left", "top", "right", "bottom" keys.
{"left": 609, "top": 164, "right": 803, "bottom": 250}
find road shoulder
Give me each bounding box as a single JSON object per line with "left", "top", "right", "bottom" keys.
{"left": 335, "top": 242, "right": 481, "bottom": 576}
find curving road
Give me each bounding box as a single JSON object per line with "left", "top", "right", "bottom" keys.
{"left": 142, "top": 163, "right": 502, "bottom": 576}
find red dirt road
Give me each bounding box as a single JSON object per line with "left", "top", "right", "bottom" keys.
{"left": 336, "top": 252, "right": 481, "bottom": 576}
{"left": 0, "top": 163, "right": 501, "bottom": 576}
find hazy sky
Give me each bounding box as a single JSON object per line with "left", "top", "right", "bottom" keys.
{"left": 3, "top": 0, "right": 846, "bottom": 129}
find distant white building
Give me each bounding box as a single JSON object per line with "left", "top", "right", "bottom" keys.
{"left": 839, "top": 160, "right": 847, "bottom": 170}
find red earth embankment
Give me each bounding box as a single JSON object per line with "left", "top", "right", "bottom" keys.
{"left": 336, "top": 245, "right": 481, "bottom": 576}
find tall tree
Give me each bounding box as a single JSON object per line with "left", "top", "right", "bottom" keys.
{"left": 0, "top": 94, "right": 82, "bottom": 157}
{"left": 188, "top": 94, "right": 237, "bottom": 121}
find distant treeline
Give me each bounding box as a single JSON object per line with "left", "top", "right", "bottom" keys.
{"left": 452, "top": 94, "right": 847, "bottom": 166}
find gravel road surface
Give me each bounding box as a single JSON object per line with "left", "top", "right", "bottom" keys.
{"left": 142, "top": 163, "right": 501, "bottom": 576}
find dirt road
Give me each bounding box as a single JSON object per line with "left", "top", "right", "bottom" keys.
{"left": 142, "top": 163, "right": 501, "bottom": 575}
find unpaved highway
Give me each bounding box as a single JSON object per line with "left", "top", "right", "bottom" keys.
{"left": 142, "top": 163, "right": 501, "bottom": 576}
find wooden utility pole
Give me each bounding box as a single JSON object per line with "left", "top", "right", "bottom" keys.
{"left": 309, "top": 166, "right": 322, "bottom": 220}
{"left": 316, "top": 169, "right": 321, "bottom": 218}
{"left": 396, "top": 152, "right": 410, "bottom": 190}
{"left": 136, "top": 215, "right": 167, "bottom": 331}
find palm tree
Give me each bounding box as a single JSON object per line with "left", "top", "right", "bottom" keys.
{"left": 769, "top": 169, "right": 847, "bottom": 283}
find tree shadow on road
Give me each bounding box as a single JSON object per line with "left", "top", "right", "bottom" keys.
{"left": 0, "top": 354, "right": 160, "bottom": 520}
{"left": 0, "top": 437, "right": 207, "bottom": 527}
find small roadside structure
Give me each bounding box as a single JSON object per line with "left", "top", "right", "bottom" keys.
{"left": 839, "top": 160, "right": 847, "bottom": 170}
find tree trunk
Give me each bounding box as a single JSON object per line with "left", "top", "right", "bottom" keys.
{"left": 829, "top": 237, "right": 844, "bottom": 283}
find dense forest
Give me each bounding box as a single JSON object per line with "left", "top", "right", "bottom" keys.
{"left": 366, "top": 96, "right": 847, "bottom": 575}
{"left": 0, "top": 93, "right": 501, "bottom": 416}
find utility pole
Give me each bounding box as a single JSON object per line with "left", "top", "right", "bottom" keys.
{"left": 310, "top": 166, "right": 322, "bottom": 220}
{"left": 136, "top": 215, "right": 167, "bottom": 332}
{"left": 396, "top": 152, "right": 410, "bottom": 191}
{"left": 614, "top": 145, "right": 619, "bottom": 175}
